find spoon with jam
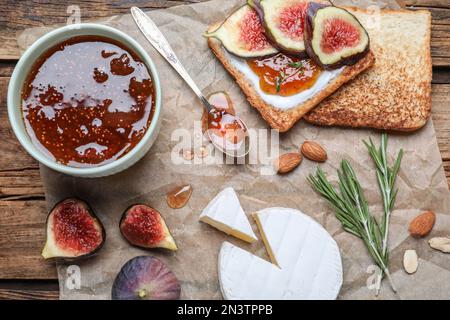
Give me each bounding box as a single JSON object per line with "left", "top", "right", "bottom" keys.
{"left": 131, "top": 7, "right": 250, "bottom": 158}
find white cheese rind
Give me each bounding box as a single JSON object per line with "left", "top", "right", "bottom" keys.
{"left": 200, "top": 187, "right": 257, "bottom": 243}
{"left": 218, "top": 208, "right": 343, "bottom": 300}
{"left": 219, "top": 242, "right": 280, "bottom": 300}
{"left": 255, "top": 208, "right": 343, "bottom": 299}
{"left": 225, "top": 51, "right": 344, "bottom": 110}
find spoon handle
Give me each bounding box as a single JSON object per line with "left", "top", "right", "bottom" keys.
{"left": 131, "top": 7, "right": 212, "bottom": 111}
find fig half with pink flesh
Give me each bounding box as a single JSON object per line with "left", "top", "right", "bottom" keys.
{"left": 112, "top": 256, "right": 181, "bottom": 300}
{"left": 42, "top": 198, "right": 105, "bottom": 260}
{"left": 120, "top": 204, "right": 177, "bottom": 251}
{"left": 304, "top": 3, "right": 370, "bottom": 69}
{"left": 249, "top": 0, "right": 327, "bottom": 56}
{"left": 205, "top": 4, "right": 278, "bottom": 58}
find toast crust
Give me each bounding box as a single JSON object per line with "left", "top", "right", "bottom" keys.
{"left": 208, "top": 35, "right": 375, "bottom": 132}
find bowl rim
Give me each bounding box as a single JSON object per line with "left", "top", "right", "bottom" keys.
{"left": 7, "top": 23, "right": 162, "bottom": 177}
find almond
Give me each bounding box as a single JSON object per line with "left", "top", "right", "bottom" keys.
{"left": 408, "top": 211, "right": 436, "bottom": 238}
{"left": 403, "top": 249, "right": 418, "bottom": 274}
{"left": 274, "top": 153, "right": 302, "bottom": 174}
{"left": 301, "top": 141, "right": 327, "bottom": 162}
{"left": 428, "top": 237, "right": 450, "bottom": 253}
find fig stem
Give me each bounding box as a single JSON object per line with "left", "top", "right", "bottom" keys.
{"left": 138, "top": 289, "right": 147, "bottom": 299}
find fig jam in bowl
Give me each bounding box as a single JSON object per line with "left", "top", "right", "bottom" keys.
{"left": 8, "top": 24, "right": 161, "bottom": 177}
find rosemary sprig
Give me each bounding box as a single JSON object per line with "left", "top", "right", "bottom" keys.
{"left": 275, "top": 71, "right": 285, "bottom": 92}
{"left": 363, "top": 133, "right": 403, "bottom": 295}
{"left": 288, "top": 61, "right": 304, "bottom": 68}
{"left": 275, "top": 61, "right": 305, "bottom": 92}
{"left": 308, "top": 160, "right": 397, "bottom": 293}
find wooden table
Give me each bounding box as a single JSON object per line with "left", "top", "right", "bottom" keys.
{"left": 0, "top": 0, "right": 449, "bottom": 300}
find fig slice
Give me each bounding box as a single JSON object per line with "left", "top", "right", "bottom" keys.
{"left": 120, "top": 204, "right": 177, "bottom": 251}
{"left": 205, "top": 4, "right": 278, "bottom": 58}
{"left": 249, "top": 0, "right": 322, "bottom": 56}
{"left": 42, "top": 198, "right": 105, "bottom": 260}
{"left": 112, "top": 256, "right": 181, "bottom": 300}
{"left": 304, "top": 3, "right": 370, "bottom": 69}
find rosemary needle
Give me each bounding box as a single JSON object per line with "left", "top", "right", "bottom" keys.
{"left": 275, "top": 71, "right": 285, "bottom": 93}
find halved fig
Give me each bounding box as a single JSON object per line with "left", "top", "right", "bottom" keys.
{"left": 42, "top": 198, "right": 105, "bottom": 260}
{"left": 112, "top": 256, "right": 181, "bottom": 300}
{"left": 120, "top": 204, "right": 177, "bottom": 251}
{"left": 205, "top": 4, "right": 278, "bottom": 58}
{"left": 249, "top": 0, "right": 324, "bottom": 56}
{"left": 304, "top": 3, "right": 370, "bottom": 69}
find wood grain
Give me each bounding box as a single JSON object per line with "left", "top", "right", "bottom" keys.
{"left": 430, "top": 84, "right": 450, "bottom": 178}
{"left": 0, "top": 200, "right": 56, "bottom": 279}
{"left": 0, "top": 280, "right": 58, "bottom": 299}
{"left": 404, "top": 1, "right": 450, "bottom": 66}
{"left": 0, "top": 289, "right": 58, "bottom": 300}
{"left": 0, "top": 0, "right": 206, "bottom": 59}
{"left": 0, "top": 81, "right": 43, "bottom": 197}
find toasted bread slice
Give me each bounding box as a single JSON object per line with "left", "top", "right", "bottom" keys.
{"left": 207, "top": 21, "right": 375, "bottom": 132}
{"left": 304, "top": 8, "right": 432, "bottom": 131}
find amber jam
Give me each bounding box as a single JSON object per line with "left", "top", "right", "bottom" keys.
{"left": 207, "top": 108, "right": 246, "bottom": 147}
{"left": 206, "top": 93, "right": 247, "bottom": 152}
{"left": 21, "top": 35, "right": 155, "bottom": 167}
{"left": 247, "top": 53, "right": 322, "bottom": 96}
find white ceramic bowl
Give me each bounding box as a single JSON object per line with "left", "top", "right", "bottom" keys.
{"left": 8, "top": 23, "right": 161, "bottom": 178}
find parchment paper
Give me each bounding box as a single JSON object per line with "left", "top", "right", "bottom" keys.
{"left": 17, "top": 0, "right": 450, "bottom": 300}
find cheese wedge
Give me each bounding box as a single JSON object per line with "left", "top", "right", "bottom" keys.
{"left": 200, "top": 187, "right": 257, "bottom": 243}
{"left": 219, "top": 207, "right": 342, "bottom": 300}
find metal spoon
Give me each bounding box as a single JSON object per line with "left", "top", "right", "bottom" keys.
{"left": 131, "top": 7, "right": 250, "bottom": 158}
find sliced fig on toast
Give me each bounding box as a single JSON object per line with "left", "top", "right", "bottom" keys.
{"left": 205, "top": 4, "right": 278, "bottom": 58}
{"left": 249, "top": 0, "right": 318, "bottom": 56}
{"left": 304, "top": 3, "right": 370, "bottom": 69}
{"left": 120, "top": 204, "right": 177, "bottom": 251}
{"left": 112, "top": 256, "right": 181, "bottom": 300}
{"left": 42, "top": 198, "right": 105, "bottom": 260}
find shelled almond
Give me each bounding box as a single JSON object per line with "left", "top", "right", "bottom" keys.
{"left": 428, "top": 237, "right": 450, "bottom": 253}
{"left": 274, "top": 153, "right": 302, "bottom": 174}
{"left": 403, "top": 250, "right": 418, "bottom": 274}
{"left": 301, "top": 141, "right": 327, "bottom": 162}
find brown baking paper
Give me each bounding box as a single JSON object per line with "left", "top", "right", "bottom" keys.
{"left": 17, "top": 0, "right": 450, "bottom": 300}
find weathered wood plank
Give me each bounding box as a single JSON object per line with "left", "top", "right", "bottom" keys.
{"left": 401, "top": 2, "right": 450, "bottom": 66}
{"left": 0, "top": 34, "right": 19, "bottom": 60}
{"left": 0, "top": 1, "right": 205, "bottom": 59}
{"left": 430, "top": 84, "right": 450, "bottom": 181}
{"left": 0, "top": 0, "right": 200, "bottom": 31}
{"left": 0, "top": 289, "right": 58, "bottom": 300}
{"left": 0, "top": 78, "right": 42, "bottom": 175}
{"left": 433, "top": 67, "right": 450, "bottom": 84}
{"left": 0, "top": 62, "right": 15, "bottom": 77}
{"left": 0, "top": 200, "right": 57, "bottom": 279}
{"left": 0, "top": 170, "right": 44, "bottom": 198}
{"left": 405, "top": 0, "right": 450, "bottom": 9}
{"left": 0, "top": 0, "right": 449, "bottom": 65}
{"left": 0, "top": 279, "right": 59, "bottom": 300}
